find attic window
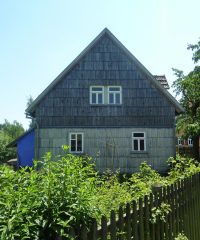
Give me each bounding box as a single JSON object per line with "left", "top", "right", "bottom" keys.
{"left": 90, "top": 86, "right": 122, "bottom": 105}
{"left": 108, "top": 86, "right": 122, "bottom": 104}
{"left": 90, "top": 86, "right": 104, "bottom": 104}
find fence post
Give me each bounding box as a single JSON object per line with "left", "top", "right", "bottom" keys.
{"left": 110, "top": 210, "right": 116, "bottom": 240}
{"left": 149, "top": 193, "right": 155, "bottom": 240}
{"left": 138, "top": 198, "right": 144, "bottom": 240}
{"left": 163, "top": 186, "right": 169, "bottom": 240}
{"left": 81, "top": 224, "right": 88, "bottom": 240}
{"left": 132, "top": 200, "right": 138, "bottom": 240}
{"left": 178, "top": 181, "right": 184, "bottom": 233}
{"left": 90, "top": 219, "right": 97, "bottom": 240}
{"left": 152, "top": 186, "right": 161, "bottom": 240}
{"left": 118, "top": 205, "right": 124, "bottom": 240}
{"left": 101, "top": 215, "right": 107, "bottom": 240}
{"left": 125, "top": 203, "right": 131, "bottom": 240}
{"left": 166, "top": 185, "right": 173, "bottom": 240}
{"left": 144, "top": 195, "right": 150, "bottom": 240}
{"left": 158, "top": 188, "right": 165, "bottom": 240}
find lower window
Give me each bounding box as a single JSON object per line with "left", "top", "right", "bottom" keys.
{"left": 132, "top": 132, "right": 146, "bottom": 151}
{"left": 69, "top": 133, "right": 83, "bottom": 153}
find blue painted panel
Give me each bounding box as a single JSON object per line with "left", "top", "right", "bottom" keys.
{"left": 17, "top": 129, "right": 34, "bottom": 167}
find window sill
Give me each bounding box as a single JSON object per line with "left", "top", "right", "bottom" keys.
{"left": 69, "top": 152, "right": 84, "bottom": 155}
{"left": 130, "top": 151, "right": 149, "bottom": 158}
{"left": 90, "top": 104, "right": 122, "bottom": 107}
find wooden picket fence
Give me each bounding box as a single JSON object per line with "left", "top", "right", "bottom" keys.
{"left": 67, "top": 173, "right": 200, "bottom": 240}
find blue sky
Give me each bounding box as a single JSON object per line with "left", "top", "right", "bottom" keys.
{"left": 0, "top": 0, "right": 199, "bottom": 129}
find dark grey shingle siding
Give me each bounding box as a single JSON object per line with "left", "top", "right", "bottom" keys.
{"left": 35, "top": 34, "right": 175, "bottom": 128}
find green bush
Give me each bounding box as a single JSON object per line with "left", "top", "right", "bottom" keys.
{"left": 0, "top": 148, "right": 97, "bottom": 239}
{"left": 167, "top": 154, "right": 200, "bottom": 183}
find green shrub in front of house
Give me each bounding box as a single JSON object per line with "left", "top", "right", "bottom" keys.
{"left": 0, "top": 149, "right": 98, "bottom": 239}
{"left": 0, "top": 147, "right": 199, "bottom": 239}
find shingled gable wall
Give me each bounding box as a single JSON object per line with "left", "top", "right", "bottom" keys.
{"left": 35, "top": 33, "right": 175, "bottom": 128}
{"left": 30, "top": 29, "right": 180, "bottom": 173}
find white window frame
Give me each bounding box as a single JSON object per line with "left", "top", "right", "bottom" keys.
{"left": 188, "top": 138, "right": 193, "bottom": 146}
{"left": 108, "top": 86, "right": 122, "bottom": 104}
{"left": 132, "top": 132, "right": 146, "bottom": 151}
{"left": 178, "top": 138, "right": 183, "bottom": 146}
{"left": 69, "top": 133, "right": 84, "bottom": 153}
{"left": 90, "top": 86, "right": 104, "bottom": 104}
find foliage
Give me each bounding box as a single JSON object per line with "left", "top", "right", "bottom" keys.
{"left": 175, "top": 233, "right": 189, "bottom": 240}
{"left": 90, "top": 171, "right": 132, "bottom": 221}
{"left": 129, "top": 162, "right": 167, "bottom": 197}
{"left": 0, "top": 148, "right": 97, "bottom": 239}
{"left": 1, "top": 148, "right": 200, "bottom": 239}
{"left": 172, "top": 38, "right": 200, "bottom": 160}
{"left": 1, "top": 119, "right": 24, "bottom": 139}
{"left": 0, "top": 131, "right": 16, "bottom": 162}
{"left": 91, "top": 162, "right": 167, "bottom": 221}
{"left": 167, "top": 154, "right": 200, "bottom": 183}
{"left": 26, "top": 95, "right": 35, "bottom": 129}
{"left": 150, "top": 202, "right": 171, "bottom": 224}
{"left": 0, "top": 119, "right": 24, "bottom": 163}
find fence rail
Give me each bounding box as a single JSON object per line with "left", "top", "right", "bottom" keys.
{"left": 67, "top": 173, "right": 200, "bottom": 240}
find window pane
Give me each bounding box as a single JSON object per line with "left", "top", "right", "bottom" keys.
{"left": 77, "top": 134, "right": 82, "bottom": 151}
{"left": 92, "top": 87, "right": 103, "bottom": 91}
{"left": 77, "top": 134, "right": 82, "bottom": 142}
{"left": 71, "top": 134, "right": 76, "bottom": 140}
{"left": 133, "top": 133, "right": 144, "bottom": 138}
{"left": 140, "top": 140, "right": 144, "bottom": 150}
{"left": 98, "top": 93, "right": 103, "bottom": 104}
{"left": 71, "top": 140, "right": 76, "bottom": 152}
{"left": 92, "top": 93, "right": 96, "bottom": 103}
{"left": 109, "top": 87, "right": 120, "bottom": 91}
{"left": 115, "top": 93, "right": 120, "bottom": 104}
{"left": 109, "top": 93, "right": 114, "bottom": 104}
{"left": 134, "top": 140, "right": 138, "bottom": 150}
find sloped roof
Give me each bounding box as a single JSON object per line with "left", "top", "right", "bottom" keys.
{"left": 26, "top": 28, "right": 184, "bottom": 115}
{"left": 7, "top": 128, "right": 34, "bottom": 148}
{"left": 154, "top": 75, "right": 170, "bottom": 90}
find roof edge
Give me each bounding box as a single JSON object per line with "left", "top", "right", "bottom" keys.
{"left": 7, "top": 128, "right": 35, "bottom": 148}
{"left": 26, "top": 28, "right": 109, "bottom": 114}
{"left": 26, "top": 27, "right": 184, "bottom": 115}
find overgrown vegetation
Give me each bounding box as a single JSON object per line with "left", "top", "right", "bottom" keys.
{"left": 172, "top": 38, "right": 200, "bottom": 160}
{"left": 0, "top": 119, "right": 24, "bottom": 163}
{"left": 0, "top": 148, "right": 200, "bottom": 239}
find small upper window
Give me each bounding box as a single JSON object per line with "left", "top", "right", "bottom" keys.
{"left": 108, "top": 86, "right": 122, "bottom": 104}
{"left": 90, "top": 86, "right": 104, "bottom": 104}
{"left": 69, "top": 133, "right": 83, "bottom": 153}
{"left": 132, "top": 132, "right": 146, "bottom": 151}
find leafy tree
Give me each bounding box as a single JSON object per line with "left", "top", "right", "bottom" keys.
{"left": 172, "top": 38, "right": 200, "bottom": 160}
{"left": 26, "top": 95, "right": 35, "bottom": 129}
{"left": 0, "top": 119, "right": 24, "bottom": 163}
{"left": 1, "top": 119, "right": 24, "bottom": 139}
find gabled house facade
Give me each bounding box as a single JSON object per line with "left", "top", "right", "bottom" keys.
{"left": 26, "top": 28, "right": 183, "bottom": 173}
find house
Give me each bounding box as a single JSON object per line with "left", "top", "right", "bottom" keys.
{"left": 7, "top": 129, "right": 35, "bottom": 167}
{"left": 176, "top": 130, "right": 200, "bottom": 157}
{"left": 25, "top": 28, "right": 184, "bottom": 173}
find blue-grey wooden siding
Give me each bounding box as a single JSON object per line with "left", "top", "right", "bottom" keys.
{"left": 35, "top": 33, "right": 175, "bottom": 128}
